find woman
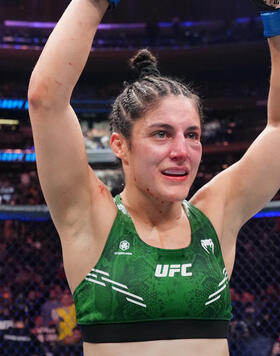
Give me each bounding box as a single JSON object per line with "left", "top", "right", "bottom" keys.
{"left": 28, "top": 0, "right": 280, "bottom": 355}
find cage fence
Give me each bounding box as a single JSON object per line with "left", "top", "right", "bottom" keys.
{"left": 0, "top": 204, "right": 280, "bottom": 356}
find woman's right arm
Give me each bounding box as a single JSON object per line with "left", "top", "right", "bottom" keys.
{"left": 28, "top": 0, "right": 114, "bottom": 233}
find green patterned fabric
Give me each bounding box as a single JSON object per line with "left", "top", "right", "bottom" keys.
{"left": 73, "top": 195, "right": 232, "bottom": 325}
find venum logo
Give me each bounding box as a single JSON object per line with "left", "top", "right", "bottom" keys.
{"left": 201, "top": 239, "right": 214, "bottom": 255}
{"left": 155, "top": 264, "right": 192, "bottom": 277}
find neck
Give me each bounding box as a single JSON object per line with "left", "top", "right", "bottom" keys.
{"left": 120, "top": 186, "right": 184, "bottom": 228}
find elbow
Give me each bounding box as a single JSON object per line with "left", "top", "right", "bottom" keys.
{"left": 28, "top": 70, "right": 72, "bottom": 114}
{"left": 28, "top": 75, "right": 53, "bottom": 110}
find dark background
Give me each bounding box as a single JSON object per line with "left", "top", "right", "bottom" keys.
{"left": 0, "top": 0, "right": 258, "bottom": 22}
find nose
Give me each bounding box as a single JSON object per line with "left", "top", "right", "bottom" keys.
{"left": 169, "top": 134, "right": 190, "bottom": 162}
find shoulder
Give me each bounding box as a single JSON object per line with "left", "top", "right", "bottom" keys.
{"left": 190, "top": 175, "right": 238, "bottom": 241}
{"left": 190, "top": 179, "right": 225, "bottom": 231}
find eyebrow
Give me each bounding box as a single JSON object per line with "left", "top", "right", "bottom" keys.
{"left": 148, "top": 123, "right": 201, "bottom": 131}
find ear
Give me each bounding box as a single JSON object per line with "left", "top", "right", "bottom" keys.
{"left": 110, "top": 132, "right": 129, "bottom": 162}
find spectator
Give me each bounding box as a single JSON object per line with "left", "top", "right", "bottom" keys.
{"left": 0, "top": 289, "right": 14, "bottom": 333}
{"left": 52, "top": 291, "right": 76, "bottom": 341}
{"left": 63, "top": 326, "right": 82, "bottom": 345}
{"left": 31, "top": 315, "right": 57, "bottom": 355}
{"left": 52, "top": 326, "right": 83, "bottom": 356}
{"left": 25, "top": 289, "right": 43, "bottom": 325}
{"left": 41, "top": 285, "right": 62, "bottom": 327}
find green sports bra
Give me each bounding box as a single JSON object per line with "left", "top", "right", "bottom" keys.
{"left": 73, "top": 195, "right": 232, "bottom": 343}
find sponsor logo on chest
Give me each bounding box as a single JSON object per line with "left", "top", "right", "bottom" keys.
{"left": 201, "top": 239, "right": 214, "bottom": 254}
{"left": 114, "top": 240, "right": 133, "bottom": 255}
{"left": 155, "top": 264, "right": 192, "bottom": 277}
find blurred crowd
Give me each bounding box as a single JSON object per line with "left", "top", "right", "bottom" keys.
{"left": 229, "top": 216, "right": 280, "bottom": 356}
{"left": 0, "top": 216, "right": 279, "bottom": 355}
{"left": 0, "top": 169, "right": 125, "bottom": 206}
{"left": 0, "top": 218, "right": 82, "bottom": 355}
{"left": 0, "top": 76, "right": 268, "bottom": 101}
{"left": 0, "top": 172, "right": 45, "bottom": 205}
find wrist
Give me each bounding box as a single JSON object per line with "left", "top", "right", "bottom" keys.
{"left": 261, "top": 10, "right": 280, "bottom": 37}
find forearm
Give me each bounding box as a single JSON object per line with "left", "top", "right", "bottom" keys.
{"left": 267, "top": 35, "right": 280, "bottom": 126}
{"left": 28, "top": 0, "right": 108, "bottom": 109}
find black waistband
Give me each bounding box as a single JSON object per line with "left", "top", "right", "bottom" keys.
{"left": 79, "top": 319, "right": 229, "bottom": 343}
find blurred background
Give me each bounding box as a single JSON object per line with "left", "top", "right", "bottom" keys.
{"left": 0, "top": 0, "right": 280, "bottom": 355}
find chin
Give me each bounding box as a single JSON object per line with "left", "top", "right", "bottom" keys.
{"left": 157, "top": 188, "right": 190, "bottom": 202}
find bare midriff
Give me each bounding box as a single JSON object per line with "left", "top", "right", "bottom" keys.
{"left": 83, "top": 338, "right": 229, "bottom": 356}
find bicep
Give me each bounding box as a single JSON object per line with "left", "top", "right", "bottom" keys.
{"left": 29, "top": 104, "right": 99, "bottom": 228}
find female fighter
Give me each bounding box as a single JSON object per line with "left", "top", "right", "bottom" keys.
{"left": 28, "top": 0, "right": 280, "bottom": 355}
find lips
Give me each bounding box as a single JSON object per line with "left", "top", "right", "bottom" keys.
{"left": 161, "top": 168, "right": 189, "bottom": 177}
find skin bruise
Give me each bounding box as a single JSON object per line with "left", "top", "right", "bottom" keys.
{"left": 146, "top": 188, "right": 154, "bottom": 197}
{"left": 98, "top": 184, "right": 105, "bottom": 196}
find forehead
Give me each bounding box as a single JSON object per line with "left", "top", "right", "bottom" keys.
{"left": 140, "top": 95, "right": 200, "bottom": 129}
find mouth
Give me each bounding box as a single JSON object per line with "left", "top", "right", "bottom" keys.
{"left": 161, "top": 169, "right": 189, "bottom": 177}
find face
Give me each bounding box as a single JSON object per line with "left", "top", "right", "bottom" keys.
{"left": 119, "top": 95, "right": 202, "bottom": 202}
{"left": 61, "top": 293, "right": 73, "bottom": 306}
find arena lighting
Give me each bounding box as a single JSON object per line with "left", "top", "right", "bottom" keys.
{"left": 0, "top": 98, "right": 113, "bottom": 113}
{"left": 0, "top": 151, "right": 36, "bottom": 162}
{"left": 0, "top": 119, "right": 19, "bottom": 125}
{"left": 0, "top": 99, "right": 28, "bottom": 110}
{"left": 158, "top": 17, "right": 261, "bottom": 28}
{"left": 4, "top": 20, "right": 145, "bottom": 31}
{"left": 4, "top": 18, "right": 261, "bottom": 31}
{"left": 235, "top": 17, "right": 251, "bottom": 23}
{"left": 0, "top": 205, "right": 50, "bottom": 222}
{"left": 159, "top": 20, "right": 215, "bottom": 28}
{"left": 0, "top": 148, "right": 116, "bottom": 163}
{"left": 254, "top": 211, "right": 280, "bottom": 218}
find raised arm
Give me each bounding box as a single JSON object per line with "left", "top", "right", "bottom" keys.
{"left": 220, "top": 34, "right": 280, "bottom": 228}
{"left": 192, "top": 4, "right": 280, "bottom": 239}
{"left": 28, "top": 0, "right": 112, "bottom": 231}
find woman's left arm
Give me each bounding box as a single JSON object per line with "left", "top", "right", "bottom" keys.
{"left": 216, "top": 35, "right": 280, "bottom": 229}
{"left": 267, "top": 36, "right": 280, "bottom": 127}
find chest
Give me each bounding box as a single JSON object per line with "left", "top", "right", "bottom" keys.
{"left": 74, "top": 225, "right": 232, "bottom": 325}
{"left": 131, "top": 217, "right": 191, "bottom": 249}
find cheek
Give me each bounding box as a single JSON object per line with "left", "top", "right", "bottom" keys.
{"left": 133, "top": 142, "right": 167, "bottom": 166}
{"left": 191, "top": 144, "right": 202, "bottom": 167}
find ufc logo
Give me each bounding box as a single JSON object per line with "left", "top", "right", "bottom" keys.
{"left": 155, "top": 264, "right": 192, "bottom": 277}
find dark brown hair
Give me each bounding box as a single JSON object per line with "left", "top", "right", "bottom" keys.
{"left": 109, "top": 49, "right": 203, "bottom": 141}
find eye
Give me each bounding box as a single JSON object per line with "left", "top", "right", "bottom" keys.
{"left": 186, "top": 132, "right": 200, "bottom": 140}
{"left": 154, "top": 130, "right": 168, "bottom": 139}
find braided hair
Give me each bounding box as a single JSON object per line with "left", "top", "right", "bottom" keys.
{"left": 109, "top": 49, "right": 203, "bottom": 142}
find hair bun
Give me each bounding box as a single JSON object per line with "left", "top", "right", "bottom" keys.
{"left": 129, "top": 49, "right": 161, "bottom": 79}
